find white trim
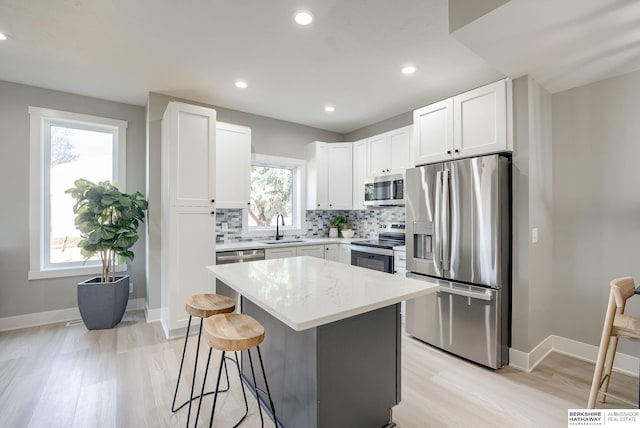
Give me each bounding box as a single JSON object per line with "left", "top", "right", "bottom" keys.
{"left": 144, "top": 302, "right": 162, "bottom": 323}
{"left": 0, "top": 298, "right": 145, "bottom": 333}
{"left": 28, "top": 106, "right": 128, "bottom": 279}
{"left": 28, "top": 264, "right": 126, "bottom": 281}
{"left": 243, "top": 153, "right": 306, "bottom": 236}
{"left": 509, "top": 335, "right": 640, "bottom": 377}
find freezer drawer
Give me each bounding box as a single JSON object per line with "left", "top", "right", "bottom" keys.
{"left": 406, "top": 273, "right": 507, "bottom": 369}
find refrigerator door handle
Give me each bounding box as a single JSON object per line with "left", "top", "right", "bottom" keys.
{"left": 442, "top": 169, "right": 450, "bottom": 271}
{"left": 438, "top": 285, "right": 494, "bottom": 301}
{"left": 434, "top": 170, "right": 443, "bottom": 270}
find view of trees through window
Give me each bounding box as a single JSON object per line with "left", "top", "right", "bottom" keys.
{"left": 49, "top": 125, "right": 114, "bottom": 265}
{"left": 249, "top": 165, "right": 293, "bottom": 227}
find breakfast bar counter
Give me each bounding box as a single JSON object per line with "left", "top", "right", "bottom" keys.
{"left": 207, "top": 256, "right": 438, "bottom": 428}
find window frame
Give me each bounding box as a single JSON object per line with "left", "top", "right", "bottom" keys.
{"left": 242, "top": 153, "right": 306, "bottom": 237}
{"left": 28, "top": 106, "right": 128, "bottom": 280}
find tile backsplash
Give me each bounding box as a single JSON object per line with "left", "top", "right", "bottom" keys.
{"left": 216, "top": 207, "right": 405, "bottom": 243}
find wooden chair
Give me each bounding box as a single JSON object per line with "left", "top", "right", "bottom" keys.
{"left": 171, "top": 294, "right": 235, "bottom": 426}
{"left": 587, "top": 277, "right": 640, "bottom": 408}
{"left": 194, "top": 313, "right": 278, "bottom": 427}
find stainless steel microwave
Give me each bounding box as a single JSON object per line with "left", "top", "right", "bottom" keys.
{"left": 364, "top": 173, "right": 405, "bottom": 206}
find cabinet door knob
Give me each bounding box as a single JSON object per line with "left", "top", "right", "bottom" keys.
{"left": 382, "top": 170, "right": 385, "bottom": 173}
{"left": 454, "top": 149, "right": 459, "bottom": 153}
{"left": 329, "top": 204, "right": 333, "bottom": 207}
{"left": 247, "top": 202, "right": 251, "bottom": 205}
{"left": 317, "top": 203, "right": 320, "bottom": 207}
{"left": 447, "top": 150, "right": 452, "bottom": 155}
{"left": 386, "top": 169, "right": 390, "bottom": 172}
{"left": 211, "top": 199, "right": 215, "bottom": 203}
{"left": 211, "top": 211, "right": 215, "bottom": 215}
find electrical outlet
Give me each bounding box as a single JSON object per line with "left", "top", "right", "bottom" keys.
{"left": 531, "top": 228, "right": 539, "bottom": 244}
{"left": 129, "top": 281, "right": 133, "bottom": 294}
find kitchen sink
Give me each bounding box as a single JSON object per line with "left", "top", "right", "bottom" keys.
{"left": 260, "top": 240, "right": 305, "bottom": 244}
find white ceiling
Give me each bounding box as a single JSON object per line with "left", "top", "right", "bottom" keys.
{"left": 451, "top": 0, "right": 640, "bottom": 94}
{"left": 0, "top": 1, "right": 638, "bottom": 134}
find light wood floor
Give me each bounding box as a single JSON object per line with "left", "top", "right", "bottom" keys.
{"left": 0, "top": 311, "right": 637, "bottom": 428}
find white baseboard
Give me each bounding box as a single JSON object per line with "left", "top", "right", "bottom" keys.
{"left": 0, "top": 298, "right": 146, "bottom": 332}
{"left": 144, "top": 302, "right": 162, "bottom": 323}
{"left": 509, "top": 335, "right": 640, "bottom": 377}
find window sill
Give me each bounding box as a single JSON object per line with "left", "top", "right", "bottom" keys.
{"left": 28, "top": 264, "right": 126, "bottom": 281}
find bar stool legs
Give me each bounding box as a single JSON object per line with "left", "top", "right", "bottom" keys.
{"left": 171, "top": 316, "right": 231, "bottom": 426}
{"left": 194, "top": 346, "right": 277, "bottom": 428}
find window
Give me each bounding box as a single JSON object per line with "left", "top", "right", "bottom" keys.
{"left": 243, "top": 154, "right": 305, "bottom": 236}
{"left": 29, "top": 107, "right": 127, "bottom": 279}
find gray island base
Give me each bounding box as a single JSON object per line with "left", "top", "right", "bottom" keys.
{"left": 243, "top": 297, "right": 400, "bottom": 428}
{"left": 207, "top": 257, "right": 438, "bottom": 428}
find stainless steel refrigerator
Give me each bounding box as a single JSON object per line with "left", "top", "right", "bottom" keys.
{"left": 405, "top": 154, "right": 510, "bottom": 369}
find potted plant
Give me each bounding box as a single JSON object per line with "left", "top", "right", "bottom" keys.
{"left": 66, "top": 179, "right": 148, "bottom": 330}
{"left": 331, "top": 215, "right": 348, "bottom": 237}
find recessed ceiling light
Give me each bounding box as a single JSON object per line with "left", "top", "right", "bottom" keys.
{"left": 324, "top": 105, "right": 335, "bottom": 113}
{"left": 0, "top": 33, "right": 7, "bottom": 41}
{"left": 294, "top": 11, "right": 314, "bottom": 25}
{"left": 235, "top": 81, "right": 248, "bottom": 89}
{"left": 402, "top": 65, "right": 416, "bottom": 75}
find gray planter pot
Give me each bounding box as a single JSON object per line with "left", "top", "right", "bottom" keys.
{"left": 77, "top": 275, "right": 129, "bottom": 330}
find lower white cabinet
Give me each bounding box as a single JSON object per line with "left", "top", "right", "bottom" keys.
{"left": 324, "top": 244, "right": 339, "bottom": 262}
{"left": 265, "top": 247, "right": 297, "bottom": 260}
{"left": 297, "top": 245, "right": 325, "bottom": 258}
{"left": 162, "top": 206, "right": 216, "bottom": 336}
{"left": 339, "top": 244, "right": 352, "bottom": 265}
{"left": 265, "top": 244, "right": 325, "bottom": 260}
{"left": 394, "top": 248, "right": 407, "bottom": 318}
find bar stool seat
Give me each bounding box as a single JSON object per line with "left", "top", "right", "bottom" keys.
{"left": 171, "top": 293, "right": 235, "bottom": 426}
{"left": 186, "top": 294, "right": 235, "bottom": 319}
{"left": 195, "top": 313, "right": 277, "bottom": 427}
{"left": 588, "top": 277, "right": 640, "bottom": 408}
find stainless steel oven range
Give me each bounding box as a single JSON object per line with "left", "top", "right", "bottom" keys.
{"left": 350, "top": 222, "right": 405, "bottom": 273}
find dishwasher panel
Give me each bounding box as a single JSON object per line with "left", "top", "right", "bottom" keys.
{"left": 215, "top": 249, "right": 265, "bottom": 311}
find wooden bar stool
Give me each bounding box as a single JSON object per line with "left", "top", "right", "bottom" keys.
{"left": 194, "top": 313, "right": 277, "bottom": 428}
{"left": 171, "top": 294, "right": 235, "bottom": 426}
{"left": 588, "top": 277, "right": 640, "bottom": 408}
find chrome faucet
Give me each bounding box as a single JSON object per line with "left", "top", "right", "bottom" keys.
{"left": 275, "top": 214, "right": 285, "bottom": 240}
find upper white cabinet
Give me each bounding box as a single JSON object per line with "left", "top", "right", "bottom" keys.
{"left": 162, "top": 102, "right": 216, "bottom": 207}
{"left": 352, "top": 139, "right": 367, "bottom": 210}
{"left": 307, "top": 141, "right": 353, "bottom": 210}
{"left": 367, "top": 125, "right": 412, "bottom": 176}
{"left": 413, "top": 79, "right": 512, "bottom": 166}
{"left": 216, "top": 122, "right": 251, "bottom": 209}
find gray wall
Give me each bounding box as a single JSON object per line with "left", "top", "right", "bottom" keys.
{"left": 448, "top": 0, "right": 511, "bottom": 33}
{"left": 0, "top": 80, "right": 147, "bottom": 319}
{"left": 343, "top": 111, "right": 412, "bottom": 142}
{"left": 510, "top": 76, "right": 554, "bottom": 352}
{"left": 145, "top": 92, "right": 343, "bottom": 310}
{"left": 552, "top": 70, "right": 640, "bottom": 355}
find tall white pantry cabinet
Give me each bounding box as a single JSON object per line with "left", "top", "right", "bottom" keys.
{"left": 161, "top": 102, "right": 217, "bottom": 338}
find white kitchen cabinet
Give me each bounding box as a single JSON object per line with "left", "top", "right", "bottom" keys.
{"left": 265, "top": 247, "right": 297, "bottom": 260}
{"left": 161, "top": 102, "right": 217, "bottom": 338}
{"left": 413, "top": 79, "right": 511, "bottom": 166}
{"left": 352, "top": 139, "right": 367, "bottom": 210}
{"left": 339, "top": 244, "right": 352, "bottom": 265}
{"left": 306, "top": 141, "right": 353, "bottom": 210}
{"left": 367, "top": 125, "right": 412, "bottom": 177}
{"left": 413, "top": 98, "right": 454, "bottom": 166}
{"left": 216, "top": 122, "right": 251, "bottom": 209}
{"left": 297, "top": 244, "right": 325, "bottom": 259}
{"left": 393, "top": 248, "right": 407, "bottom": 319}
{"left": 163, "top": 206, "right": 216, "bottom": 334}
{"left": 324, "top": 244, "right": 339, "bottom": 262}
{"left": 267, "top": 244, "right": 325, "bottom": 260}
{"left": 163, "top": 102, "right": 216, "bottom": 207}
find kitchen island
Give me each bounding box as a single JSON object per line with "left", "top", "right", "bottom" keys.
{"left": 207, "top": 256, "right": 438, "bottom": 428}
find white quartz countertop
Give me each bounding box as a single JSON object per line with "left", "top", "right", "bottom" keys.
{"left": 216, "top": 237, "right": 360, "bottom": 252}
{"left": 207, "top": 256, "right": 438, "bottom": 331}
